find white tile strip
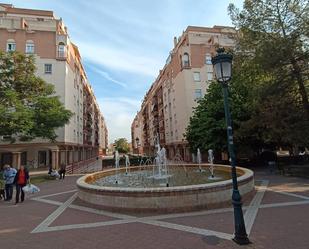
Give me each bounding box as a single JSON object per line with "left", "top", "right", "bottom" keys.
{"left": 32, "top": 189, "right": 77, "bottom": 199}
{"left": 40, "top": 219, "right": 137, "bottom": 233}
{"left": 140, "top": 219, "right": 233, "bottom": 240}
{"left": 244, "top": 180, "right": 269, "bottom": 235}
{"left": 69, "top": 204, "right": 135, "bottom": 220}
{"left": 260, "top": 200, "right": 309, "bottom": 209}
{"left": 32, "top": 197, "right": 135, "bottom": 220}
{"left": 266, "top": 188, "right": 309, "bottom": 200}
{"left": 147, "top": 207, "right": 234, "bottom": 221}
{"left": 31, "top": 193, "right": 77, "bottom": 233}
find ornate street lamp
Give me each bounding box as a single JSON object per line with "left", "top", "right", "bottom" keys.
{"left": 212, "top": 48, "right": 250, "bottom": 245}
{"left": 135, "top": 137, "right": 140, "bottom": 156}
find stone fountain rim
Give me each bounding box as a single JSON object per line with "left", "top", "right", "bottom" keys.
{"left": 76, "top": 164, "right": 253, "bottom": 193}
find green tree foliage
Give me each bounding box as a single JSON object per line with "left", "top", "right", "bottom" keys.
{"left": 185, "top": 0, "right": 309, "bottom": 157}
{"left": 0, "top": 52, "right": 73, "bottom": 142}
{"left": 185, "top": 56, "right": 254, "bottom": 156}
{"left": 114, "top": 138, "right": 130, "bottom": 153}
{"left": 185, "top": 51, "right": 309, "bottom": 156}
{"left": 228, "top": 0, "right": 309, "bottom": 119}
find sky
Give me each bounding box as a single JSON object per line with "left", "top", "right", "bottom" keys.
{"left": 3, "top": 0, "right": 243, "bottom": 143}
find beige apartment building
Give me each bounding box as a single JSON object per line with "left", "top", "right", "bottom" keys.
{"left": 0, "top": 3, "right": 108, "bottom": 170}
{"left": 131, "top": 111, "right": 143, "bottom": 155}
{"left": 99, "top": 116, "right": 108, "bottom": 156}
{"left": 131, "top": 26, "right": 235, "bottom": 161}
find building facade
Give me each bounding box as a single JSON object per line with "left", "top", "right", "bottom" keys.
{"left": 99, "top": 116, "right": 108, "bottom": 156}
{"left": 131, "top": 26, "right": 235, "bottom": 161}
{"left": 0, "top": 3, "right": 108, "bottom": 170}
{"left": 131, "top": 111, "right": 143, "bottom": 155}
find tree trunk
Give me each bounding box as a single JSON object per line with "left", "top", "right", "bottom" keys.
{"left": 291, "top": 59, "right": 309, "bottom": 120}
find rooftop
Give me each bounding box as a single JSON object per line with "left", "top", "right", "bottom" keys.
{"left": 0, "top": 3, "right": 54, "bottom": 17}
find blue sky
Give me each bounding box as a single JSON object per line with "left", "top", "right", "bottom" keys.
{"left": 3, "top": 0, "right": 243, "bottom": 143}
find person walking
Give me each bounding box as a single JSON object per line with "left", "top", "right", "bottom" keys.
{"left": 14, "top": 165, "right": 29, "bottom": 204}
{"left": 3, "top": 165, "right": 17, "bottom": 201}
{"left": 58, "top": 164, "right": 66, "bottom": 180}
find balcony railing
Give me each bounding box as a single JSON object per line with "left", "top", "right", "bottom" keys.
{"left": 56, "top": 50, "right": 67, "bottom": 60}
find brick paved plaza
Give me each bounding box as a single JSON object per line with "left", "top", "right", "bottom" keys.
{"left": 1, "top": 168, "right": 309, "bottom": 249}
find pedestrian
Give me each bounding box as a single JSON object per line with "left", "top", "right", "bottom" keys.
{"left": 58, "top": 164, "right": 66, "bottom": 180}
{"left": 14, "top": 165, "right": 29, "bottom": 204}
{"left": 3, "top": 164, "right": 17, "bottom": 201}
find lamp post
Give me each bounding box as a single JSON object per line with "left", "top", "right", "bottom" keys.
{"left": 212, "top": 48, "right": 250, "bottom": 245}
{"left": 135, "top": 137, "right": 140, "bottom": 156}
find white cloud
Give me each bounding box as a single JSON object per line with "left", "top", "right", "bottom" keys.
{"left": 97, "top": 97, "right": 141, "bottom": 143}
{"left": 77, "top": 42, "right": 162, "bottom": 77}
{"left": 87, "top": 65, "right": 127, "bottom": 88}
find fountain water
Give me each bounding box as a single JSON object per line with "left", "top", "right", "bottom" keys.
{"left": 114, "top": 150, "right": 120, "bottom": 184}
{"left": 151, "top": 134, "right": 170, "bottom": 180}
{"left": 192, "top": 153, "right": 196, "bottom": 163}
{"left": 208, "top": 149, "right": 214, "bottom": 178}
{"left": 124, "top": 154, "right": 130, "bottom": 175}
{"left": 197, "top": 148, "right": 204, "bottom": 172}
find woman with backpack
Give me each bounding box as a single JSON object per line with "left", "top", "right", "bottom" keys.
{"left": 14, "top": 165, "right": 29, "bottom": 204}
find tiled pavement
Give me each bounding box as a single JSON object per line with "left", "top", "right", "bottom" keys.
{"left": 1, "top": 169, "right": 309, "bottom": 249}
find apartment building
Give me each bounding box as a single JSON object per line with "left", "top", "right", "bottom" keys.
{"left": 0, "top": 3, "right": 108, "bottom": 169}
{"left": 99, "top": 116, "right": 108, "bottom": 156}
{"left": 132, "top": 26, "right": 235, "bottom": 161}
{"left": 131, "top": 111, "right": 143, "bottom": 155}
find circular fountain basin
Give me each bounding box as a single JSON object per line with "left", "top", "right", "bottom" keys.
{"left": 77, "top": 164, "right": 254, "bottom": 213}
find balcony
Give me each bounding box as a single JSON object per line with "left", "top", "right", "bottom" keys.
{"left": 152, "top": 104, "right": 158, "bottom": 112}
{"left": 181, "top": 59, "right": 191, "bottom": 70}
{"left": 56, "top": 50, "right": 67, "bottom": 60}
{"left": 153, "top": 118, "right": 159, "bottom": 126}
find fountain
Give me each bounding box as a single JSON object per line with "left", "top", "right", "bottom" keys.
{"left": 124, "top": 154, "right": 130, "bottom": 175}
{"left": 191, "top": 153, "right": 196, "bottom": 163}
{"left": 151, "top": 135, "right": 170, "bottom": 181}
{"left": 77, "top": 147, "right": 254, "bottom": 212}
{"left": 197, "top": 148, "right": 205, "bottom": 172}
{"left": 114, "top": 150, "right": 120, "bottom": 184}
{"left": 208, "top": 149, "right": 215, "bottom": 178}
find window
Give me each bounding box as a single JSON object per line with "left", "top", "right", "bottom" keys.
{"left": 25, "top": 42, "right": 34, "bottom": 54}
{"left": 207, "top": 72, "right": 213, "bottom": 81}
{"left": 182, "top": 53, "right": 190, "bottom": 67}
{"left": 57, "top": 42, "right": 66, "bottom": 58}
{"left": 38, "top": 151, "right": 47, "bottom": 165}
{"left": 193, "top": 72, "right": 201, "bottom": 82}
{"left": 44, "top": 64, "right": 52, "bottom": 74}
{"left": 6, "top": 42, "right": 16, "bottom": 52}
{"left": 205, "top": 53, "right": 212, "bottom": 64}
{"left": 195, "top": 89, "right": 203, "bottom": 100}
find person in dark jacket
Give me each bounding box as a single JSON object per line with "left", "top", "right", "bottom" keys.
{"left": 14, "top": 165, "right": 29, "bottom": 204}
{"left": 58, "top": 164, "right": 66, "bottom": 179}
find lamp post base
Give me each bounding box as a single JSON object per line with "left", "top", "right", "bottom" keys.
{"left": 232, "top": 189, "right": 250, "bottom": 245}
{"left": 232, "top": 235, "right": 250, "bottom": 245}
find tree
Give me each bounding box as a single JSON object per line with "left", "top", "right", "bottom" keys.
{"left": 114, "top": 138, "right": 130, "bottom": 153}
{"left": 228, "top": 0, "right": 309, "bottom": 119}
{"left": 184, "top": 56, "right": 255, "bottom": 157}
{"left": 185, "top": 50, "right": 309, "bottom": 158}
{"left": 0, "top": 52, "right": 73, "bottom": 142}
